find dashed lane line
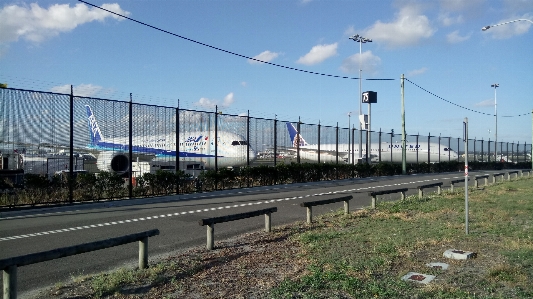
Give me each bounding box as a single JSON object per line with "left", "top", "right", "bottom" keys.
{"left": 0, "top": 178, "right": 458, "bottom": 242}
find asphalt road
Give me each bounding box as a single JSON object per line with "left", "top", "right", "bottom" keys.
{"left": 0, "top": 171, "right": 499, "bottom": 298}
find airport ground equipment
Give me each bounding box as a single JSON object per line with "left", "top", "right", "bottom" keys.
{"left": 368, "top": 188, "right": 408, "bottom": 209}
{"left": 299, "top": 195, "right": 353, "bottom": 224}
{"left": 0, "top": 229, "right": 159, "bottom": 299}
{"left": 199, "top": 207, "right": 277, "bottom": 250}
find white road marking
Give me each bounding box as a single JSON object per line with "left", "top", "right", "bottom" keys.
{"left": 1, "top": 176, "right": 445, "bottom": 242}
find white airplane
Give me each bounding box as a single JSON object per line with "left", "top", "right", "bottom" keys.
{"left": 286, "top": 122, "right": 458, "bottom": 163}
{"left": 85, "top": 105, "right": 256, "bottom": 174}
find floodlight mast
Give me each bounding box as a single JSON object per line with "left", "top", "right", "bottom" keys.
{"left": 349, "top": 34, "right": 372, "bottom": 163}
{"left": 482, "top": 19, "right": 533, "bottom": 31}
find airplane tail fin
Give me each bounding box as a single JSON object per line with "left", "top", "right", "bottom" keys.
{"left": 85, "top": 105, "right": 104, "bottom": 145}
{"left": 286, "top": 122, "right": 308, "bottom": 147}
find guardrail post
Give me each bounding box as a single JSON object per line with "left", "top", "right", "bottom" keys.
{"left": 344, "top": 200, "right": 349, "bottom": 215}
{"left": 484, "top": 177, "right": 488, "bottom": 186}
{"left": 3, "top": 265, "right": 16, "bottom": 299}
{"left": 437, "top": 185, "right": 442, "bottom": 195}
{"left": 418, "top": 188, "right": 423, "bottom": 199}
{"left": 139, "top": 237, "right": 148, "bottom": 270}
{"left": 475, "top": 178, "right": 479, "bottom": 188}
{"left": 450, "top": 182, "right": 455, "bottom": 192}
{"left": 206, "top": 224, "right": 214, "bottom": 250}
{"left": 265, "top": 212, "right": 272, "bottom": 232}
{"left": 492, "top": 175, "right": 496, "bottom": 184}
{"left": 401, "top": 191, "right": 406, "bottom": 200}
{"left": 507, "top": 172, "right": 511, "bottom": 181}
{"left": 306, "top": 207, "right": 313, "bottom": 224}
{"left": 371, "top": 195, "right": 376, "bottom": 209}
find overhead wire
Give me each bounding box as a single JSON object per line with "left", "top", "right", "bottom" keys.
{"left": 78, "top": 0, "right": 394, "bottom": 81}
{"left": 405, "top": 78, "right": 531, "bottom": 118}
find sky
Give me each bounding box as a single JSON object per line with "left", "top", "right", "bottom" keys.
{"left": 1, "top": 0, "right": 532, "bottom": 144}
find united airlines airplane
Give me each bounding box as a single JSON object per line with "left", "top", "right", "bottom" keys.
{"left": 286, "top": 123, "right": 458, "bottom": 163}
{"left": 85, "top": 105, "right": 256, "bottom": 174}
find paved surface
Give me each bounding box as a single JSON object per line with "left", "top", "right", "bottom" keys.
{"left": 0, "top": 171, "right": 494, "bottom": 298}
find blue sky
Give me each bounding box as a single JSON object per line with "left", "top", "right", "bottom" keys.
{"left": 1, "top": 0, "right": 532, "bottom": 144}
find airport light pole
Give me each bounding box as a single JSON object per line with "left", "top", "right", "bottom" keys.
{"left": 482, "top": 19, "right": 532, "bottom": 166}
{"left": 491, "top": 83, "right": 499, "bottom": 161}
{"left": 349, "top": 34, "right": 372, "bottom": 163}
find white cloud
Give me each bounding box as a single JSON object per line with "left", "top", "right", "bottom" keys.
{"left": 407, "top": 67, "right": 428, "bottom": 77}
{"left": 195, "top": 92, "right": 235, "bottom": 109}
{"left": 446, "top": 30, "right": 471, "bottom": 43}
{"left": 483, "top": 15, "right": 533, "bottom": 39}
{"left": 0, "top": 2, "right": 129, "bottom": 44}
{"left": 296, "top": 43, "right": 338, "bottom": 65}
{"left": 362, "top": 4, "right": 436, "bottom": 48}
{"left": 439, "top": 0, "right": 484, "bottom": 12}
{"left": 241, "top": 81, "right": 247, "bottom": 87}
{"left": 438, "top": 13, "right": 464, "bottom": 26}
{"left": 222, "top": 92, "right": 235, "bottom": 106}
{"left": 475, "top": 99, "right": 495, "bottom": 107}
{"left": 248, "top": 50, "right": 280, "bottom": 64}
{"left": 50, "top": 83, "right": 107, "bottom": 97}
{"left": 340, "top": 50, "right": 381, "bottom": 74}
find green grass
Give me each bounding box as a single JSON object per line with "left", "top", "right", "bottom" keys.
{"left": 49, "top": 176, "right": 533, "bottom": 298}
{"left": 270, "top": 177, "right": 533, "bottom": 299}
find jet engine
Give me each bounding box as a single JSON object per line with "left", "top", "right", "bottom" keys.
{"left": 96, "top": 151, "right": 130, "bottom": 175}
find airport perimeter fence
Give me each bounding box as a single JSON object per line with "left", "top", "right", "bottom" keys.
{"left": 1, "top": 87, "right": 532, "bottom": 207}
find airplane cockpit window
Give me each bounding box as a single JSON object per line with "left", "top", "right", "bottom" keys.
{"left": 444, "top": 148, "right": 449, "bottom": 151}
{"left": 232, "top": 141, "right": 248, "bottom": 146}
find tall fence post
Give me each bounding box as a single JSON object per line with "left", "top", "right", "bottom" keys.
{"left": 318, "top": 122, "right": 321, "bottom": 164}
{"left": 69, "top": 85, "right": 74, "bottom": 204}
{"left": 215, "top": 106, "right": 218, "bottom": 190}
{"left": 297, "top": 118, "right": 301, "bottom": 164}
{"left": 274, "top": 118, "right": 277, "bottom": 167}
{"left": 464, "top": 117, "right": 469, "bottom": 235}
{"left": 247, "top": 110, "right": 250, "bottom": 188}
{"left": 128, "top": 93, "right": 133, "bottom": 199}
{"left": 176, "top": 103, "right": 180, "bottom": 194}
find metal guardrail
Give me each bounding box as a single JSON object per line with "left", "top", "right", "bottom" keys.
{"left": 300, "top": 195, "right": 353, "bottom": 224}
{"left": 199, "top": 207, "right": 277, "bottom": 250}
{"left": 368, "top": 188, "right": 409, "bottom": 209}
{"left": 417, "top": 182, "right": 443, "bottom": 198}
{"left": 474, "top": 175, "right": 489, "bottom": 188}
{"left": 0, "top": 229, "right": 160, "bottom": 299}
{"left": 450, "top": 178, "right": 469, "bottom": 192}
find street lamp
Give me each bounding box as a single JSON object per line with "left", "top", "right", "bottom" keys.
{"left": 349, "top": 34, "right": 372, "bottom": 163}
{"left": 483, "top": 18, "right": 533, "bottom": 169}
{"left": 491, "top": 83, "right": 499, "bottom": 161}
{"left": 482, "top": 19, "right": 533, "bottom": 31}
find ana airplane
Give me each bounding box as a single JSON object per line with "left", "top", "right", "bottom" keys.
{"left": 286, "top": 122, "right": 458, "bottom": 163}
{"left": 85, "top": 105, "right": 256, "bottom": 174}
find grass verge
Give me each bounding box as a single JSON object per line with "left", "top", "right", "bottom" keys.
{"left": 37, "top": 177, "right": 533, "bottom": 298}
